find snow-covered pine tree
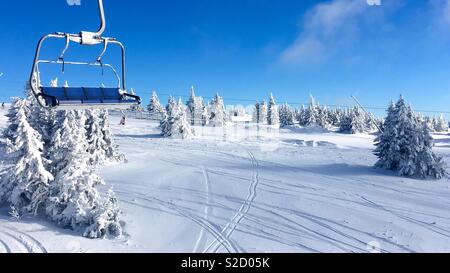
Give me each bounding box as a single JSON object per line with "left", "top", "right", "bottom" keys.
{"left": 253, "top": 101, "right": 260, "bottom": 123}
{"left": 46, "top": 110, "right": 122, "bottom": 238}
{"left": 208, "top": 93, "right": 227, "bottom": 127}
{"left": 317, "top": 106, "right": 331, "bottom": 128}
{"left": 98, "top": 110, "right": 124, "bottom": 163}
{"left": 186, "top": 86, "right": 197, "bottom": 125}
{"left": 423, "top": 116, "right": 434, "bottom": 132}
{"left": 267, "top": 93, "right": 280, "bottom": 126}
{"left": 24, "top": 81, "right": 55, "bottom": 145}
{"left": 0, "top": 98, "right": 53, "bottom": 215}
{"left": 339, "top": 106, "right": 367, "bottom": 134}
{"left": 293, "top": 108, "right": 300, "bottom": 125}
{"left": 279, "top": 104, "right": 295, "bottom": 127}
{"left": 304, "top": 95, "right": 320, "bottom": 127}
{"left": 161, "top": 98, "right": 194, "bottom": 138}
{"left": 186, "top": 86, "right": 206, "bottom": 126}
{"left": 374, "top": 96, "right": 446, "bottom": 179}
{"left": 147, "top": 91, "right": 165, "bottom": 120}
{"left": 434, "top": 114, "right": 449, "bottom": 132}
{"left": 200, "top": 100, "right": 208, "bottom": 126}
{"left": 3, "top": 97, "right": 23, "bottom": 144}
{"left": 259, "top": 100, "right": 268, "bottom": 125}
{"left": 85, "top": 109, "right": 109, "bottom": 165}
{"left": 328, "top": 108, "right": 341, "bottom": 127}
{"left": 298, "top": 105, "right": 307, "bottom": 126}
{"left": 160, "top": 96, "right": 174, "bottom": 133}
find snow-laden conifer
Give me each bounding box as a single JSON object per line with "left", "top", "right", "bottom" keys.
{"left": 0, "top": 98, "right": 53, "bottom": 214}
{"left": 46, "top": 110, "right": 122, "bottom": 238}
{"left": 161, "top": 98, "right": 194, "bottom": 138}
{"left": 279, "top": 104, "right": 295, "bottom": 127}
{"left": 267, "top": 93, "right": 279, "bottom": 126}
{"left": 147, "top": 91, "right": 165, "bottom": 120}
{"left": 208, "top": 93, "right": 227, "bottom": 127}
{"left": 374, "top": 96, "right": 446, "bottom": 179}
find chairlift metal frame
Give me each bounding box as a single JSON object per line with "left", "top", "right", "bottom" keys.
{"left": 29, "top": 0, "right": 141, "bottom": 110}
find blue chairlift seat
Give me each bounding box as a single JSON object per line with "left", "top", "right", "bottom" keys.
{"left": 40, "top": 86, "right": 139, "bottom": 109}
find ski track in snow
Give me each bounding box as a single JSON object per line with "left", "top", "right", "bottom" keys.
{"left": 115, "top": 189, "right": 240, "bottom": 253}
{"left": 133, "top": 142, "right": 416, "bottom": 252}
{"left": 193, "top": 166, "right": 213, "bottom": 253}
{"left": 0, "top": 225, "right": 47, "bottom": 253}
{"left": 204, "top": 149, "right": 259, "bottom": 253}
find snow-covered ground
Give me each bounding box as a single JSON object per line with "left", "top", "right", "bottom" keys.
{"left": 1, "top": 108, "right": 450, "bottom": 253}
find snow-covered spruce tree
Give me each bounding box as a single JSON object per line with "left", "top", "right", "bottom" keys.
{"left": 253, "top": 101, "right": 261, "bottom": 123}
{"left": 259, "top": 100, "right": 268, "bottom": 125}
{"left": 159, "top": 96, "right": 174, "bottom": 133}
{"left": 267, "top": 93, "right": 279, "bottom": 126}
{"left": 298, "top": 105, "right": 307, "bottom": 126}
{"left": 328, "top": 108, "right": 342, "bottom": 127}
{"left": 303, "top": 95, "right": 320, "bottom": 127}
{"left": 293, "top": 108, "right": 300, "bottom": 125}
{"left": 434, "top": 114, "right": 449, "bottom": 132}
{"left": 0, "top": 98, "right": 53, "bottom": 215}
{"left": 423, "top": 116, "right": 434, "bottom": 132}
{"left": 339, "top": 106, "right": 367, "bottom": 134}
{"left": 3, "top": 97, "right": 23, "bottom": 144}
{"left": 24, "top": 81, "right": 55, "bottom": 145}
{"left": 201, "top": 100, "right": 208, "bottom": 126}
{"left": 317, "top": 106, "right": 331, "bottom": 129}
{"left": 374, "top": 96, "right": 446, "bottom": 179}
{"left": 98, "top": 110, "right": 124, "bottom": 163}
{"left": 186, "top": 86, "right": 197, "bottom": 125}
{"left": 208, "top": 93, "right": 227, "bottom": 127}
{"left": 46, "top": 110, "right": 122, "bottom": 238}
{"left": 147, "top": 91, "right": 165, "bottom": 120}
{"left": 161, "top": 98, "right": 194, "bottom": 138}
{"left": 279, "top": 104, "right": 295, "bottom": 127}
{"left": 85, "top": 109, "right": 109, "bottom": 165}
{"left": 186, "top": 86, "right": 207, "bottom": 126}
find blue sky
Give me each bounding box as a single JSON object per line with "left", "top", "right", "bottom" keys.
{"left": 1, "top": 0, "right": 450, "bottom": 115}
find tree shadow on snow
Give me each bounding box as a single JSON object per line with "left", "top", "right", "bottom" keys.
{"left": 299, "top": 163, "right": 387, "bottom": 177}
{"left": 115, "top": 133, "right": 163, "bottom": 139}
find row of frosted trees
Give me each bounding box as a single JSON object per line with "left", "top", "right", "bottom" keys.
{"left": 0, "top": 84, "right": 123, "bottom": 238}
{"left": 147, "top": 89, "right": 449, "bottom": 138}
{"left": 148, "top": 87, "right": 227, "bottom": 128}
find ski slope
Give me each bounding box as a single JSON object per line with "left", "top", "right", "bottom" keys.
{"left": 1, "top": 108, "right": 450, "bottom": 253}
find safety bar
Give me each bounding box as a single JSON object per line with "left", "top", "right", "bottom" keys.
{"left": 36, "top": 60, "right": 121, "bottom": 88}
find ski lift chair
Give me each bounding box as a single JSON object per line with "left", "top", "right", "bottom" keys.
{"left": 29, "top": 0, "right": 141, "bottom": 110}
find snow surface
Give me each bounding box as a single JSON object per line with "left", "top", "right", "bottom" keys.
{"left": 1, "top": 108, "right": 450, "bottom": 253}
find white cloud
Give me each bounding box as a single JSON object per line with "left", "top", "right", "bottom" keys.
{"left": 280, "top": 0, "right": 371, "bottom": 65}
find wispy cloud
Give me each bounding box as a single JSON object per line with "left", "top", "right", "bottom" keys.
{"left": 280, "top": 0, "right": 377, "bottom": 65}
